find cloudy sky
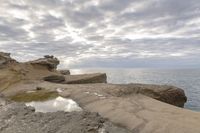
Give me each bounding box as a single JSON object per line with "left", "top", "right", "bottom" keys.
{"left": 0, "top": 0, "right": 200, "bottom": 68}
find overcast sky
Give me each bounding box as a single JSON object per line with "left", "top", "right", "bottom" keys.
{"left": 0, "top": 0, "right": 200, "bottom": 68}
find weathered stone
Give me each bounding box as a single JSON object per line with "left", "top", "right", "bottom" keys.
{"left": 43, "top": 75, "right": 65, "bottom": 83}
{"left": 59, "top": 69, "right": 70, "bottom": 75}
{"left": 65, "top": 73, "right": 107, "bottom": 84}
{"left": 117, "top": 84, "right": 187, "bottom": 107}
{"left": 6, "top": 82, "right": 199, "bottom": 133}
{"left": 29, "top": 55, "right": 59, "bottom": 70}
{"left": 0, "top": 52, "right": 17, "bottom": 68}
{"left": 44, "top": 55, "right": 54, "bottom": 58}
{"left": 0, "top": 97, "right": 131, "bottom": 133}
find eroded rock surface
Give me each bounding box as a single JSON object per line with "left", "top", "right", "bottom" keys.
{"left": 29, "top": 55, "right": 59, "bottom": 70}
{"left": 1, "top": 51, "right": 198, "bottom": 133}
{"left": 3, "top": 82, "right": 198, "bottom": 133}
{"left": 0, "top": 52, "right": 17, "bottom": 68}
{"left": 138, "top": 84, "right": 187, "bottom": 107}
{"left": 59, "top": 69, "right": 70, "bottom": 75}
{"left": 43, "top": 75, "right": 65, "bottom": 83}
{"left": 43, "top": 73, "right": 107, "bottom": 84}
{"left": 64, "top": 73, "right": 107, "bottom": 84}
{"left": 119, "top": 84, "right": 187, "bottom": 107}
{"left": 0, "top": 95, "right": 131, "bottom": 133}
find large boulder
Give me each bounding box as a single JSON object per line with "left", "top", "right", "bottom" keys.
{"left": 0, "top": 52, "right": 17, "bottom": 68}
{"left": 65, "top": 73, "right": 107, "bottom": 84}
{"left": 120, "top": 84, "right": 187, "bottom": 107}
{"left": 43, "top": 73, "right": 107, "bottom": 84}
{"left": 139, "top": 84, "right": 187, "bottom": 107}
{"left": 29, "top": 55, "right": 59, "bottom": 70}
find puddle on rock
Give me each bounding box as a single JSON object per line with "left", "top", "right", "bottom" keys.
{"left": 26, "top": 96, "right": 82, "bottom": 113}
{"left": 9, "top": 90, "right": 82, "bottom": 113}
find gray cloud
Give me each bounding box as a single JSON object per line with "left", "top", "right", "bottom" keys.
{"left": 0, "top": 0, "right": 200, "bottom": 68}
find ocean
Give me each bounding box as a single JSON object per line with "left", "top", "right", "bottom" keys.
{"left": 71, "top": 68, "right": 200, "bottom": 111}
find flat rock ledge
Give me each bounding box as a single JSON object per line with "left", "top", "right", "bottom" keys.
{"left": 64, "top": 73, "right": 107, "bottom": 84}
{"left": 43, "top": 73, "right": 107, "bottom": 84}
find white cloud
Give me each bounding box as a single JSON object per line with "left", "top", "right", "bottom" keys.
{"left": 0, "top": 0, "right": 200, "bottom": 68}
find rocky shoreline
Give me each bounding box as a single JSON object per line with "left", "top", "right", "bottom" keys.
{"left": 0, "top": 52, "right": 200, "bottom": 133}
{"left": 0, "top": 95, "right": 131, "bottom": 133}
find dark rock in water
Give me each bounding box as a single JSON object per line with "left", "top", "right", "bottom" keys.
{"left": 0, "top": 52, "right": 17, "bottom": 68}
{"left": 59, "top": 69, "right": 70, "bottom": 75}
{"left": 43, "top": 75, "right": 65, "bottom": 83}
{"left": 29, "top": 55, "right": 59, "bottom": 70}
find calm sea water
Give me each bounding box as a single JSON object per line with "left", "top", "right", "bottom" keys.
{"left": 71, "top": 68, "right": 200, "bottom": 111}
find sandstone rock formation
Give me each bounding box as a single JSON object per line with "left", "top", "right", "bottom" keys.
{"left": 43, "top": 73, "right": 107, "bottom": 84}
{"left": 29, "top": 55, "right": 59, "bottom": 71}
{"left": 59, "top": 69, "right": 70, "bottom": 75}
{"left": 64, "top": 73, "right": 107, "bottom": 84}
{"left": 122, "top": 84, "right": 187, "bottom": 107}
{"left": 43, "top": 75, "right": 65, "bottom": 83}
{"left": 0, "top": 53, "right": 61, "bottom": 92}
{"left": 1, "top": 51, "right": 199, "bottom": 133}
{"left": 3, "top": 81, "right": 200, "bottom": 133}
{"left": 0, "top": 52, "right": 17, "bottom": 68}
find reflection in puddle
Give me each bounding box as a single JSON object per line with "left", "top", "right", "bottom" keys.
{"left": 26, "top": 96, "right": 82, "bottom": 113}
